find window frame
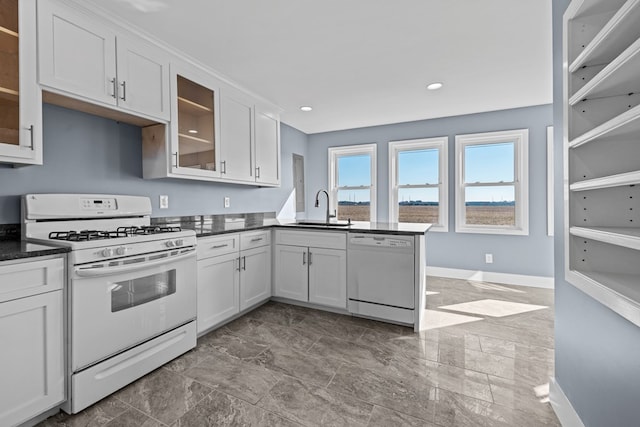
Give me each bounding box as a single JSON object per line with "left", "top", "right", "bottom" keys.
{"left": 328, "top": 143, "right": 377, "bottom": 223}
{"left": 455, "top": 129, "right": 529, "bottom": 235}
{"left": 388, "top": 137, "right": 448, "bottom": 231}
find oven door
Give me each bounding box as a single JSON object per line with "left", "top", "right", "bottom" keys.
{"left": 70, "top": 247, "right": 196, "bottom": 371}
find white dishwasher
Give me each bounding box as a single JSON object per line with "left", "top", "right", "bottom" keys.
{"left": 347, "top": 233, "right": 415, "bottom": 324}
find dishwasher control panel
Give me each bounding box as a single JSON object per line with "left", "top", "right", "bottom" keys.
{"left": 349, "top": 235, "right": 413, "bottom": 248}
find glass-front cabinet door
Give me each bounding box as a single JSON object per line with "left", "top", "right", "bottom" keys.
{"left": 169, "top": 62, "right": 221, "bottom": 178}
{"left": 0, "top": 0, "right": 41, "bottom": 165}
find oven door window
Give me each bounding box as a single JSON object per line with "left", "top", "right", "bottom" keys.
{"left": 110, "top": 270, "right": 177, "bottom": 312}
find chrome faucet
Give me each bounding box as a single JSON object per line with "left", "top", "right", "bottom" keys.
{"left": 314, "top": 189, "right": 335, "bottom": 223}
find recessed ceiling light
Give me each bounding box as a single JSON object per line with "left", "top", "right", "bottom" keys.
{"left": 188, "top": 129, "right": 198, "bottom": 134}
{"left": 426, "top": 82, "right": 443, "bottom": 91}
{"left": 300, "top": 106, "right": 313, "bottom": 112}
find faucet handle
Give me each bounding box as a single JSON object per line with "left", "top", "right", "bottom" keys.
{"left": 330, "top": 210, "right": 337, "bottom": 219}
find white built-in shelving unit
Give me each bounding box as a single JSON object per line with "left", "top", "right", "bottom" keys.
{"left": 564, "top": 0, "right": 640, "bottom": 326}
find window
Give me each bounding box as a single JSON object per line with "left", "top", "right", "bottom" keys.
{"left": 328, "top": 144, "right": 377, "bottom": 222}
{"left": 389, "top": 137, "right": 448, "bottom": 231}
{"left": 455, "top": 129, "right": 529, "bottom": 235}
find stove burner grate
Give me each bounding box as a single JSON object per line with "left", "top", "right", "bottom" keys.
{"left": 117, "top": 226, "right": 182, "bottom": 235}
{"left": 48, "top": 230, "right": 128, "bottom": 241}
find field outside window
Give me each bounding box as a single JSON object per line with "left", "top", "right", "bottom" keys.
{"left": 455, "top": 129, "right": 529, "bottom": 235}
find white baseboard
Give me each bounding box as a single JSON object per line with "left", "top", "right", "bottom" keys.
{"left": 426, "top": 266, "right": 555, "bottom": 289}
{"left": 549, "top": 377, "right": 585, "bottom": 427}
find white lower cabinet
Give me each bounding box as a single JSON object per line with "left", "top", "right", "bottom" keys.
{"left": 197, "top": 251, "right": 239, "bottom": 333}
{"left": 274, "top": 230, "right": 347, "bottom": 309}
{"left": 240, "top": 245, "right": 271, "bottom": 311}
{"left": 308, "top": 247, "right": 347, "bottom": 308}
{"left": 196, "top": 230, "right": 271, "bottom": 334}
{"left": 274, "top": 245, "right": 308, "bottom": 301}
{"left": 0, "top": 256, "right": 65, "bottom": 427}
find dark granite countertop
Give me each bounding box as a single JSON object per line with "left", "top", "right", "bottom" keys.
{"left": 152, "top": 213, "right": 430, "bottom": 237}
{"left": 276, "top": 220, "right": 431, "bottom": 235}
{"left": 0, "top": 240, "right": 70, "bottom": 262}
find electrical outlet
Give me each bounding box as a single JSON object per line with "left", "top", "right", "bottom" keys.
{"left": 159, "top": 195, "right": 169, "bottom": 209}
{"left": 224, "top": 197, "right": 230, "bottom": 208}
{"left": 485, "top": 253, "right": 493, "bottom": 264}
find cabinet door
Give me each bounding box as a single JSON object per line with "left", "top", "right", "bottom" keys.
{"left": 220, "top": 88, "right": 253, "bottom": 182}
{"left": 116, "top": 36, "right": 170, "bottom": 120}
{"left": 274, "top": 245, "right": 308, "bottom": 302}
{"left": 0, "top": 290, "right": 64, "bottom": 427}
{"left": 171, "top": 62, "right": 222, "bottom": 179}
{"left": 308, "top": 248, "right": 347, "bottom": 309}
{"left": 38, "top": 0, "right": 117, "bottom": 106}
{"left": 254, "top": 107, "right": 280, "bottom": 186}
{"left": 240, "top": 245, "right": 271, "bottom": 311}
{"left": 0, "top": 0, "right": 42, "bottom": 165}
{"left": 197, "top": 252, "right": 239, "bottom": 334}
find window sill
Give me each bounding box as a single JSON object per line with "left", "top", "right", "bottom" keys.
{"left": 455, "top": 225, "right": 529, "bottom": 236}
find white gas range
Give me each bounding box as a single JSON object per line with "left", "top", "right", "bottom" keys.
{"left": 22, "top": 194, "right": 197, "bottom": 414}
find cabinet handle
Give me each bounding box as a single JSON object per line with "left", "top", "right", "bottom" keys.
{"left": 236, "top": 257, "right": 241, "bottom": 271}
{"left": 27, "top": 125, "right": 34, "bottom": 150}
{"left": 250, "top": 237, "right": 263, "bottom": 242}
{"left": 242, "top": 256, "right": 246, "bottom": 270}
{"left": 255, "top": 166, "right": 260, "bottom": 178}
{"left": 221, "top": 160, "right": 226, "bottom": 174}
{"left": 110, "top": 78, "right": 117, "bottom": 98}
{"left": 211, "top": 244, "right": 228, "bottom": 249}
{"left": 308, "top": 251, "right": 312, "bottom": 265}
{"left": 302, "top": 251, "right": 306, "bottom": 265}
{"left": 120, "top": 81, "right": 127, "bottom": 101}
{"left": 173, "top": 152, "right": 179, "bottom": 167}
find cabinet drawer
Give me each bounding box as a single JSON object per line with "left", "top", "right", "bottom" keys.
{"left": 197, "top": 234, "right": 239, "bottom": 260}
{"left": 240, "top": 230, "right": 271, "bottom": 250}
{"left": 0, "top": 257, "right": 64, "bottom": 303}
{"left": 275, "top": 229, "right": 346, "bottom": 250}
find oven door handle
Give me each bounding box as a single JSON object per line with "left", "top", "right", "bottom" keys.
{"left": 74, "top": 249, "right": 195, "bottom": 277}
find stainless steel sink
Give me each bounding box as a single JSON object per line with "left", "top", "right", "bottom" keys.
{"left": 295, "top": 221, "right": 351, "bottom": 227}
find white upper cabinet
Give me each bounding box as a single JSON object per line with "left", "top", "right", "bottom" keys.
{"left": 37, "top": 0, "right": 170, "bottom": 121}
{"left": 219, "top": 87, "right": 254, "bottom": 182}
{"left": 254, "top": 104, "right": 281, "bottom": 186}
{"left": 0, "top": 0, "right": 42, "bottom": 165}
{"left": 115, "top": 36, "right": 170, "bottom": 120}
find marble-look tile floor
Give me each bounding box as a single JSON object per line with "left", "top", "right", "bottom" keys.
{"left": 38, "top": 276, "right": 559, "bottom": 426}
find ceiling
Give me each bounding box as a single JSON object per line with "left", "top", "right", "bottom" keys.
{"left": 83, "top": 0, "right": 553, "bottom": 134}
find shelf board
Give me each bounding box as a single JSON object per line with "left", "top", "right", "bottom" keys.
{"left": 569, "top": 269, "right": 640, "bottom": 328}
{"left": 570, "top": 226, "right": 640, "bottom": 250}
{"left": 569, "top": 103, "right": 640, "bottom": 148}
{"left": 0, "top": 25, "right": 18, "bottom": 38}
{"left": 178, "top": 132, "right": 213, "bottom": 144}
{"left": 570, "top": 170, "right": 640, "bottom": 191}
{"left": 570, "top": 0, "right": 640, "bottom": 72}
{"left": 177, "top": 96, "right": 213, "bottom": 115}
{"left": 0, "top": 86, "right": 18, "bottom": 101}
{"left": 569, "top": 36, "right": 640, "bottom": 105}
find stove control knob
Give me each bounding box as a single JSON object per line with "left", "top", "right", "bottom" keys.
{"left": 165, "top": 240, "right": 175, "bottom": 248}
{"left": 116, "top": 246, "right": 128, "bottom": 256}
{"left": 175, "top": 239, "right": 184, "bottom": 247}
{"left": 101, "top": 248, "right": 113, "bottom": 258}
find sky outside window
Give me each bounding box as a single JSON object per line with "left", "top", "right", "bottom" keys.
{"left": 336, "top": 143, "right": 516, "bottom": 204}
{"left": 398, "top": 149, "right": 438, "bottom": 186}
{"left": 464, "top": 142, "right": 515, "bottom": 203}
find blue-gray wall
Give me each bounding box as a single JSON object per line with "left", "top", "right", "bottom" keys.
{"left": 552, "top": 1, "right": 640, "bottom": 426}
{"left": 0, "top": 104, "right": 308, "bottom": 223}
{"left": 306, "top": 105, "right": 554, "bottom": 278}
